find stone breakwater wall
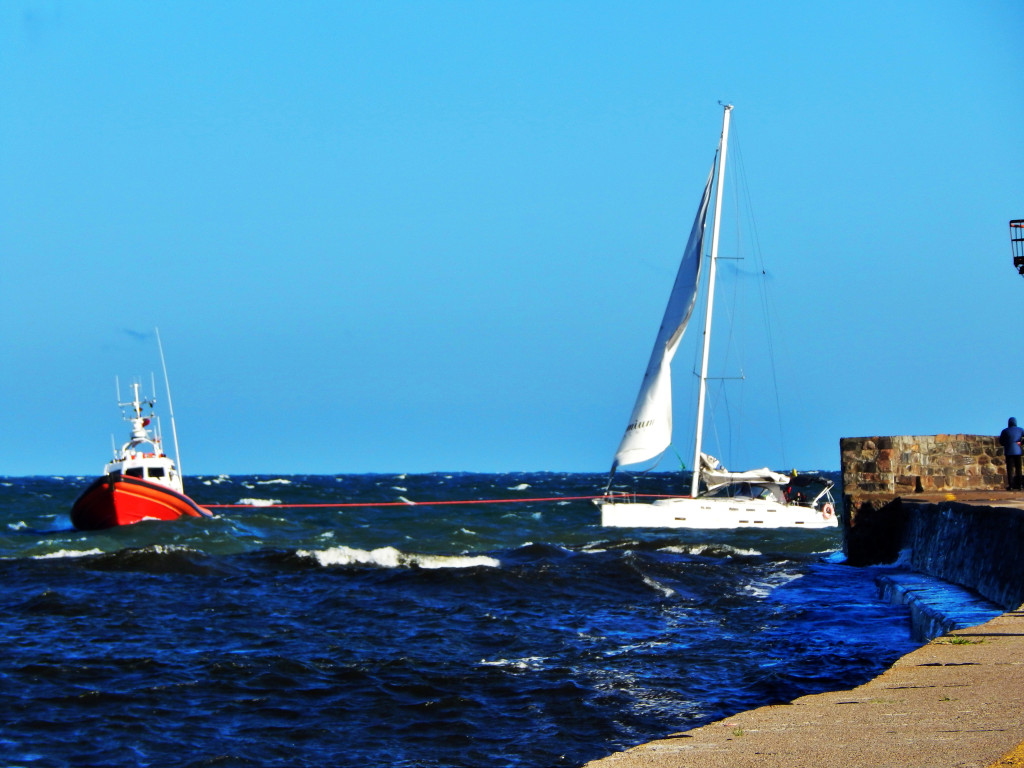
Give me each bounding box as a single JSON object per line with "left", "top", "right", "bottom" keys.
{"left": 841, "top": 434, "right": 1006, "bottom": 499}
{"left": 840, "top": 434, "right": 1024, "bottom": 612}
{"left": 840, "top": 434, "right": 1006, "bottom": 565}
{"left": 904, "top": 501, "right": 1024, "bottom": 610}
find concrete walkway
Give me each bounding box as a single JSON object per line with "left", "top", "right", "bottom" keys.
{"left": 584, "top": 607, "right": 1024, "bottom": 768}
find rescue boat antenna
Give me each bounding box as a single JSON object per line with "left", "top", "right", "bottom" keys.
{"left": 1011, "top": 220, "right": 1024, "bottom": 276}
{"left": 149, "top": 372, "right": 161, "bottom": 443}
{"left": 155, "top": 328, "right": 183, "bottom": 479}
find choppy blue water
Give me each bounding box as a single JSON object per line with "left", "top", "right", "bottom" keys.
{"left": 0, "top": 472, "right": 917, "bottom": 767}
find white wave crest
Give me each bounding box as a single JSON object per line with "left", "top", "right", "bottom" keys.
{"left": 33, "top": 548, "right": 103, "bottom": 560}
{"left": 257, "top": 478, "right": 292, "bottom": 485}
{"left": 642, "top": 574, "right": 676, "bottom": 597}
{"left": 865, "top": 547, "right": 914, "bottom": 570}
{"left": 661, "top": 544, "right": 762, "bottom": 557}
{"left": 8, "top": 521, "right": 27, "bottom": 531}
{"left": 236, "top": 498, "right": 281, "bottom": 507}
{"left": 745, "top": 571, "right": 803, "bottom": 598}
{"left": 479, "top": 656, "right": 545, "bottom": 670}
{"left": 508, "top": 483, "right": 531, "bottom": 491}
{"left": 147, "top": 544, "right": 196, "bottom": 555}
{"left": 297, "top": 545, "right": 500, "bottom": 570}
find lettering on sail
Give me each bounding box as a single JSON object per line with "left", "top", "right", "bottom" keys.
{"left": 625, "top": 419, "right": 656, "bottom": 433}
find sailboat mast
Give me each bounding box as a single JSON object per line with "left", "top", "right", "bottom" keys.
{"left": 690, "top": 104, "right": 732, "bottom": 497}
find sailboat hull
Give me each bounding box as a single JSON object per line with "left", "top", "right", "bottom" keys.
{"left": 599, "top": 496, "right": 838, "bottom": 529}
{"left": 71, "top": 474, "right": 212, "bottom": 531}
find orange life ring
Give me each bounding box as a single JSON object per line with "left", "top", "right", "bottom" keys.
{"left": 822, "top": 502, "right": 835, "bottom": 519}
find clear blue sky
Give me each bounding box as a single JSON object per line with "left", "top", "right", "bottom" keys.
{"left": 2, "top": 1, "right": 1021, "bottom": 476}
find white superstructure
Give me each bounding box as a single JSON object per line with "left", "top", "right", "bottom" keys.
{"left": 103, "top": 380, "right": 184, "bottom": 494}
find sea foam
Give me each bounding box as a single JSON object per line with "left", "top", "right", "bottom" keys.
{"left": 32, "top": 548, "right": 104, "bottom": 560}
{"left": 297, "top": 545, "right": 500, "bottom": 570}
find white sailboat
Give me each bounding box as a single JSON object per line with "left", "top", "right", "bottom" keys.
{"left": 599, "top": 105, "right": 836, "bottom": 529}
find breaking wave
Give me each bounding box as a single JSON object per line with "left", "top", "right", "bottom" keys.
{"left": 297, "top": 545, "right": 501, "bottom": 570}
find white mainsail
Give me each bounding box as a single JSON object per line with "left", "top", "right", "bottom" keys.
{"left": 610, "top": 163, "right": 715, "bottom": 471}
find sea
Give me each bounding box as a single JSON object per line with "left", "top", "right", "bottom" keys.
{"left": 0, "top": 471, "right": 919, "bottom": 768}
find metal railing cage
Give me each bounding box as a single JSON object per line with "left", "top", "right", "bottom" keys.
{"left": 1012, "top": 220, "right": 1024, "bottom": 276}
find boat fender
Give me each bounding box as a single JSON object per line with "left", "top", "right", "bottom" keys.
{"left": 822, "top": 502, "right": 835, "bottom": 519}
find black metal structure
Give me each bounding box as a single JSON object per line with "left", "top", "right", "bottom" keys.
{"left": 1012, "top": 220, "right": 1024, "bottom": 276}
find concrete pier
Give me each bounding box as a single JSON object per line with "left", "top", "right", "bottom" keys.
{"left": 584, "top": 606, "right": 1024, "bottom": 768}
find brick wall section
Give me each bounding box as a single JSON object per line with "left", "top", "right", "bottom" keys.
{"left": 840, "top": 435, "right": 1006, "bottom": 502}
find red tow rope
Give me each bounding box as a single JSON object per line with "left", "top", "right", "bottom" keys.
{"left": 203, "top": 493, "right": 679, "bottom": 509}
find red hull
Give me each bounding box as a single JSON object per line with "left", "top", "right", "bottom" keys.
{"left": 71, "top": 474, "right": 211, "bottom": 531}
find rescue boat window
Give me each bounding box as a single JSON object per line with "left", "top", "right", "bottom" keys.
{"left": 125, "top": 467, "right": 144, "bottom": 478}
{"left": 147, "top": 467, "right": 166, "bottom": 479}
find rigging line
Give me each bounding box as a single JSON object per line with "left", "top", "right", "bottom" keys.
{"left": 723, "top": 128, "right": 748, "bottom": 463}
{"left": 155, "top": 328, "right": 183, "bottom": 478}
{"left": 707, "top": 376, "right": 729, "bottom": 466}
{"left": 670, "top": 445, "right": 687, "bottom": 470}
{"left": 731, "top": 123, "right": 788, "bottom": 468}
{"left": 205, "top": 494, "right": 624, "bottom": 509}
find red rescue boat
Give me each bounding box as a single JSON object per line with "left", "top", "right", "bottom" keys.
{"left": 71, "top": 378, "right": 212, "bottom": 530}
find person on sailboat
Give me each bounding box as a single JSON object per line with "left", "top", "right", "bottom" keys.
{"left": 999, "top": 417, "right": 1024, "bottom": 490}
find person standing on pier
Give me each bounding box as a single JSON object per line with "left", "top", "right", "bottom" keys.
{"left": 999, "top": 417, "right": 1024, "bottom": 490}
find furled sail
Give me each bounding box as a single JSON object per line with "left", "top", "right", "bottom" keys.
{"left": 611, "top": 162, "right": 715, "bottom": 471}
